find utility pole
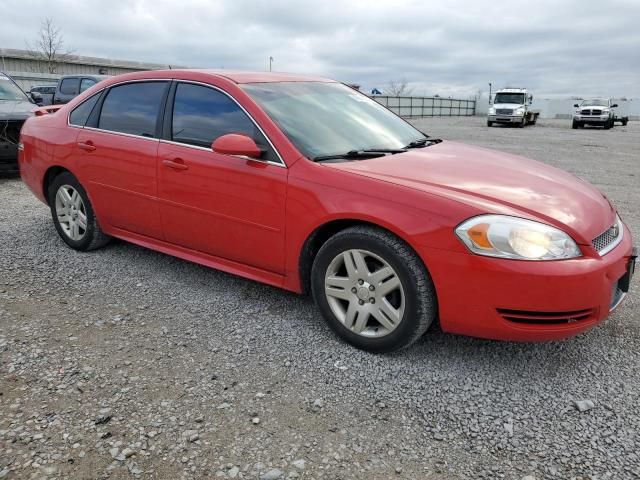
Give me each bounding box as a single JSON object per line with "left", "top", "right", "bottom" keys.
{"left": 269, "top": 56, "right": 274, "bottom": 72}
{"left": 488, "top": 82, "right": 492, "bottom": 105}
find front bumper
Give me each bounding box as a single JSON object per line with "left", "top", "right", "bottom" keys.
{"left": 488, "top": 114, "right": 524, "bottom": 124}
{"left": 574, "top": 115, "right": 610, "bottom": 125}
{"left": 420, "top": 223, "right": 635, "bottom": 341}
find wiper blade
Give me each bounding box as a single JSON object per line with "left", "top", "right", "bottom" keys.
{"left": 405, "top": 137, "right": 443, "bottom": 149}
{"left": 313, "top": 149, "right": 405, "bottom": 162}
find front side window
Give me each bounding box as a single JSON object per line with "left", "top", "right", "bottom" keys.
{"left": 242, "top": 82, "right": 425, "bottom": 159}
{"left": 98, "top": 82, "right": 167, "bottom": 137}
{"left": 171, "top": 83, "right": 279, "bottom": 162}
{"left": 60, "top": 78, "right": 79, "bottom": 95}
{"left": 69, "top": 92, "right": 101, "bottom": 127}
{"left": 80, "top": 78, "right": 97, "bottom": 93}
{"left": 172, "top": 83, "right": 257, "bottom": 147}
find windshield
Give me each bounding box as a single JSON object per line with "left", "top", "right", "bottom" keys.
{"left": 581, "top": 99, "right": 608, "bottom": 107}
{"left": 0, "top": 76, "right": 29, "bottom": 101}
{"left": 493, "top": 93, "right": 525, "bottom": 105}
{"left": 241, "top": 82, "right": 426, "bottom": 159}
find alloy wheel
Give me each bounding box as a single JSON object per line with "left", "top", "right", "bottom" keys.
{"left": 324, "top": 249, "right": 405, "bottom": 338}
{"left": 54, "top": 185, "right": 88, "bottom": 241}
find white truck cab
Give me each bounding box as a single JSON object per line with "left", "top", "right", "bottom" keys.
{"left": 487, "top": 88, "right": 539, "bottom": 127}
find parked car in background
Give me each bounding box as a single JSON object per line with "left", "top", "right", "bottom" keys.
{"left": 27, "top": 85, "right": 56, "bottom": 106}
{"left": 53, "top": 75, "right": 109, "bottom": 104}
{"left": 19, "top": 70, "right": 636, "bottom": 352}
{"left": 572, "top": 98, "right": 627, "bottom": 129}
{"left": 0, "top": 72, "right": 36, "bottom": 173}
{"left": 487, "top": 88, "right": 539, "bottom": 127}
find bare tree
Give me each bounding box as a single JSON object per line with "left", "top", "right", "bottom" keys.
{"left": 385, "top": 79, "right": 413, "bottom": 97}
{"left": 25, "top": 18, "right": 74, "bottom": 74}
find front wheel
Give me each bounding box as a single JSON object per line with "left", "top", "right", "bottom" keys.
{"left": 48, "top": 172, "right": 111, "bottom": 251}
{"left": 311, "top": 226, "right": 436, "bottom": 352}
{"left": 572, "top": 120, "right": 579, "bottom": 129}
{"left": 487, "top": 120, "right": 493, "bottom": 127}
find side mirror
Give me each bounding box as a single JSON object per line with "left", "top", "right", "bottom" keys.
{"left": 611, "top": 103, "right": 618, "bottom": 108}
{"left": 528, "top": 95, "right": 533, "bottom": 103}
{"left": 30, "top": 91, "right": 43, "bottom": 106}
{"left": 212, "top": 133, "right": 262, "bottom": 159}
{"left": 573, "top": 104, "right": 580, "bottom": 108}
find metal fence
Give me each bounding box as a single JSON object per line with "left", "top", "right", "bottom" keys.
{"left": 372, "top": 96, "right": 476, "bottom": 118}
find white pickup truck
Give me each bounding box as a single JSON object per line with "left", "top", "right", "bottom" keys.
{"left": 572, "top": 98, "right": 628, "bottom": 129}
{"left": 487, "top": 88, "right": 539, "bottom": 127}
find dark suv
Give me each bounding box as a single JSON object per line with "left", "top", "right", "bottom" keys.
{"left": 53, "top": 75, "right": 109, "bottom": 104}
{"left": 1, "top": 72, "right": 36, "bottom": 173}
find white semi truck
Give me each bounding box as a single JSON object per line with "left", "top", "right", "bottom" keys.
{"left": 487, "top": 88, "right": 539, "bottom": 127}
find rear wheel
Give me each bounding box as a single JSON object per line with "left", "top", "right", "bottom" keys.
{"left": 622, "top": 118, "right": 628, "bottom": 126}
{"left": 48, "top": 172, "right": 111, "bottom": 251}
{"left": 311, "top": 226, "right": 436, "bottom": 353}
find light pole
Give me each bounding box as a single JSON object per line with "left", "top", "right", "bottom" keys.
{"left": 269, "top": 56, "right": 274, "bottom": 72}
{"left": 488, "top": 82, "right": 492, "bottom": 105}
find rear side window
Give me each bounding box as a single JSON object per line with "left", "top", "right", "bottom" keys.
{"left": 98, "top": 82, "right": 167, "bottom": 137}
{"left": 80, "top": 78, "right": 97, "bottom": 93}
{"left": 60, "top": 78, "right": 79, "bottom": 95}
{"left": 69, "top": 93, "right": 101, "bottom": 127}
{"left": 172, "top": 83, "right": 259, "bottom": 148}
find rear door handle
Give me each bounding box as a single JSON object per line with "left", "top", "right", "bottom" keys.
{"left": 77, "top": 141, "right": 96, "bottom": 152}
{"left": 162, "top": 159, "right": 189, "bottom": 171}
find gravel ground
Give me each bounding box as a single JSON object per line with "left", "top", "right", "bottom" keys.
{"left": 1, "top": 117, "right": 639, "bottom": 480}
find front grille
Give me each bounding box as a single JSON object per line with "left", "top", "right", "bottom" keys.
{"left": 0, "top": 120, "right": 23, "bottom": 145}
{"left": 581, "top": 109, "right": 591, "bottom": 115}
{"left": 496, "top": 108, "right": 513, "bottom": 115}
{"left": 497, "top": 308, "right": 596, "bottom": 325}
{"left": 592, "top": 109, "right": 602, "bottom": 115}
{"left": 592, "top": 221, "right": 622, "bottom": 255}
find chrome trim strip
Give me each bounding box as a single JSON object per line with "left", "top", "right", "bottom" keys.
{"left": 83, "top": 126, "right": 160, "bottom": 143}
{"left": 598, "top": 216, "right": 624, "bottom": 256}
{"left": 158, "top": 139, "right": 285, "bottom": 168}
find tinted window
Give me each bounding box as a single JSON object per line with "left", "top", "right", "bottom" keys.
{"left": 60, "top": 78, "right": 79, "bottom": 95}
{"left": 172, "top": 83, "right": 260, "bottom": 148}
{"left": 80, "top": 78, "right": 97, "bottom": 93}
{"left": 69, "top": 93, "right": 101, "bottom": 127}
{"left": 98, "top": 82, "right": 167, "bottom": 137}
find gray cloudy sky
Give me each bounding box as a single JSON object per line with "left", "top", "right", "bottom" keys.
{"left": 2, "top": 0, "right": 639, "bottom": 97}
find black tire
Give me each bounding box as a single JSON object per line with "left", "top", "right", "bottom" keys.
{"left": 47, "top": 171, "right": 111, "bottom": 251}
{"left": 311, "top": 226, "right": 436, "bottom": 353}
{"left": 571, "top": 120, "right": 578, "bottom": 129}
{"left": 622, "top": 119, "right": 628, "bottom": 126}
{"left": 517, "top": 117, "right": 526, "bottom": 128}
{"left": 604, "top": 120, "right": 611, "bottom": 130}
{"left": 487, "top": 120, "right": 493, "bottom": 127}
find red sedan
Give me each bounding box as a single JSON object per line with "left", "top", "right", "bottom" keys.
{"left": 19, "top": 70, "right": 636, "bottom": 352}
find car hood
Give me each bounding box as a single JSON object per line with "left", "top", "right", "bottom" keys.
{"left": 0, "top": 100, "right": 34, "bottom": 120}
{"left": 324, "top": 141, "right": 614, "bottom": 243}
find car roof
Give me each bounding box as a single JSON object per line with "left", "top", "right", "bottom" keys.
{"left": 59, "top": 74, "right": 110, "bottom": 80}
{"left": 104, "top": 69, "right": 335, "bottom": 85}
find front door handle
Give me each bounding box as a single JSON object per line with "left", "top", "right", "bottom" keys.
{"left": 162, "top": 159, "right": 189, "bottom": 171}
{"left": 77, "top": 141, "right": 96, "bottom": 152}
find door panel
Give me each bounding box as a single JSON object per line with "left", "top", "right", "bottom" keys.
{"left": 75, "top": 129, "right": 163, "bottom": 239}
{"left": 157, "top": 142, "right": 287, "bottom": 273}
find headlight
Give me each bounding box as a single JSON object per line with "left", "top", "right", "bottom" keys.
{"left": 455, "top": 215, "right": 581, "bottom": 260}
{"left": 488, "top": 107, "right": 495, "bottom": 114}
{"left": 515, "top": 107, "right": 525, "bottom": 116}
{"left": 601, "top": 109, "right": 610, "bottom": 115}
